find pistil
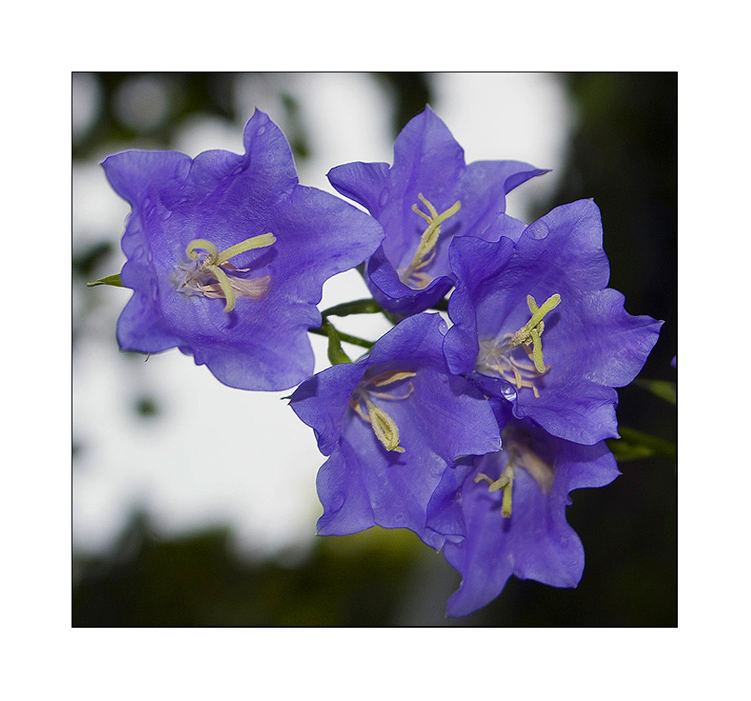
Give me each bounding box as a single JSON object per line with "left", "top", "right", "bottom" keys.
{"left": 476, "top": 292, "right": 561, "bottom": 397}
{"left": 473, "top": 432, "right": 555, "bottom": 519}
{"left": 399, "top": 194, "right": 460, "bottom": 288}
{"left": 179, "top": 233, "right": 276, "bottom": 312}
{"left": 475, "top": 459, "right": 515, "bottom": 518}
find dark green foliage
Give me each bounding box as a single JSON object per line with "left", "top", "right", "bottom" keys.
{"left": 73, "top": 513, "right": 425, "bottom": 627}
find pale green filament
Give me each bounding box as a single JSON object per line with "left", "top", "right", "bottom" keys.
{"left": 399, "top": 194, "right": 461, "bottom": 287}
{"left": 185, "top": 233, "right": 276, "bottom": 312}
{"left": 350, "top": 370, "right": 416, "bottom": 453}
{"left": 507, "top": 293, "right": 561, "bottom": 373}
{"left": 475, "top": 459, "right": 515, "bottom": 518}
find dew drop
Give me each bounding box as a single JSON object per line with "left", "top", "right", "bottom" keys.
{"left": 257, "top": 126, "right": 266, "bottom": 136}
{"left": 524, "top": 219, "right": 550, "bottom": 241}
{"left": 500, "top": 381, "right": 517, "bottom": 402}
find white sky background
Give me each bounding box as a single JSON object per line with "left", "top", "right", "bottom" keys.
{"left": 72, "top": 73, "right": 573, "bottom": 559}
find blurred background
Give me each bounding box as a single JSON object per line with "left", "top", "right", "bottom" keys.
{"left": 72, "top": 72, "right": 676, "bottom": 626}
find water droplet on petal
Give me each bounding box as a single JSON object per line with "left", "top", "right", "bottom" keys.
{"left": 257, "top": 126, "right": 266, "bottom": 136}
{"left": 524, "top": 219, "right": 550, "bottom": 241}
{"left": 500, "top": 381, "right": 517, "bottom": 402}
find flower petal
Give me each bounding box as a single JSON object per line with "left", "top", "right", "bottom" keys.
{"left": 327, "top": 161, "right": 390, "bottom": 216}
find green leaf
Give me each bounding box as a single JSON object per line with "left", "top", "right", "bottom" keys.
{"left": 607, "top": 425, "right": 676, "bottom": 462}
{"left": 324, "top": 321, "right": 352, "bottom": 365}
{"left": 86, "top": 273, "right": 123, "bottom": 288}
{"left": 635, "top": 379, "right": 676, "bottom": 405}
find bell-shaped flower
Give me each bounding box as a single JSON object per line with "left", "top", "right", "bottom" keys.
{"left": 444, "top": 199, "right": 662, "bottom": 444}
{"left": 102, "top": 110, "right": 384, "bottom": 391}
{"left": 289, "top": 313, "right": 501, "bottom": 549}
{"left": 427, "top": 404, "right": 620, "bottom": 617}
{"left": 327, "top": 106, "right": 546, "bottom": 316}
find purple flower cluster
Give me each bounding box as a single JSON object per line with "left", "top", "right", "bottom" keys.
{"left": 103, "top": 108, "right": 661, "bottom": 618}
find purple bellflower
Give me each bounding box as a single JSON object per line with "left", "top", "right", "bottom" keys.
{"left": 102, "top": 110, "right": 383, "bottom": 391}
{"left": 427, "top": 401, "right": 620, "bottom": 617}
{"left": 327, "top": 107, "right": 547, "bottom": 316}
{"left": 289, "top": 313, "right": 501, "bottom": 549}
{"left": 444, "top": 199, "right": 662, "bottom": 445}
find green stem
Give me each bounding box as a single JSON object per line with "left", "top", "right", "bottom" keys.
{"left": 321, "top": 298, "right": 383, "bottom": 318}
{"left": 308, "top": 323, "right": 374, "bottom": 349}
{"left": 322, "top": 319, "right": 352, "bottom": 365}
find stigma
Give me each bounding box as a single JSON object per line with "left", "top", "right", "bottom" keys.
{"left": 476, "top": 293, "right": 561, "bottom": 398}
{"left": 398, "top": 193, "right": 461, "bottom": 289}
{"left": 474, "top": 432, "right": 555, "bottom": 518}
{"left": 174, "top": 233, "right": 276, "bottom": 312}
{"left": 350, "top": 370, "right": 416, "bottom": 453}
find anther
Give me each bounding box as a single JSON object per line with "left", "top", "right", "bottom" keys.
{"left": 364, "top": 398, "right": 405, "bottom": 453}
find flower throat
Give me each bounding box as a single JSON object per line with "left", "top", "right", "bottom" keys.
{"left": 476, "top": 293, "right": 561, "bottom": 398}
{"left": 350, "top": 370, "right": 417, "bottom": 453}
{"left": 174, "top": 233, "right": 276, "bottom": 312}
{"left": 398, "top": 193, "right": 461, "bottom": 289}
